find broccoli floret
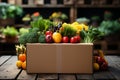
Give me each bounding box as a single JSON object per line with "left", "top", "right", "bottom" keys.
{"left": 26, "top": 31, "right": 39, "bottom": 43}
{"left": 18, "top": 33, "right": 29, "bottom": 44}
{"left": 18, "top": 31, "right": 39, "bottom": 44}
{"left": 38, "top": 33, "right": 46, "bottom": 43}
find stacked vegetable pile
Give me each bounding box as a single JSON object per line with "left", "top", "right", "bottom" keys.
{"left": 18, "top": 19, "right": 104, "bottom": 44}
{"left": 93, "top": 50, "right": 108, "bottom": 71}
{"left": 18, "top": 18, "right": 108, "bottom": 71}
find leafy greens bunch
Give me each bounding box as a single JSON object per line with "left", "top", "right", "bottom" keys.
{"left": 80, "top": 26, "right": 104, "bottom": 43}
{"left": 19, "top": 19, "right": 53, "bottom": 44}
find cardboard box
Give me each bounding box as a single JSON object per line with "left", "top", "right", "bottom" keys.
{"left": 27, "top": 43, "right": 93, "bottom": 74}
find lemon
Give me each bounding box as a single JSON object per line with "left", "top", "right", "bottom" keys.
{"left": 93, "top": 63, "right": 100, "bottom": 71}
{"left": 16, "top": 60, "right": 23, "bottom": 68}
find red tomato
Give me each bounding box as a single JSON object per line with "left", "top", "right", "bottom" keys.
{"left": 74, "top": 35, "right": 81, "bottom": 43}
{"left": 62, "top": 36, "right": 69, "bottom": 43}
{"left": 45, "top": 31, "right": 53, "bottom": 36}
{"left": 70, "top": 37, "right": 77, "bottom": 43}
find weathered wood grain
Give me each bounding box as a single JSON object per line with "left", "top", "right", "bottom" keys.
{"left": 0, "top": 56, "right": 21, "bottom": 79}
{"left": 107, "top": 56, "right": 120, "bottom": 62}
{"left": 0, "top": 55, "right": 11, "bottom": 66}
{"left": 17, "top": 70, "right": 37, "bottom": 80}
{"left": 0, "top": 55, "right": 120, "bottom": 80}
{"left": 94, "top": 71, "right": 116, "bottom": 80}
{"left": 76, "top": 74, "right": 93, "bottom": 80}
{"left": 105, "top": 56, "right": 120, "bottom": 80}
{"left": 92, "top": 56, "right": 117, "bottom": 80}
{"left": 59, "top": 74, "right": 76, "bottom": 80}
{"left": 37, "top": 74, "right": 58, "bottom": 80}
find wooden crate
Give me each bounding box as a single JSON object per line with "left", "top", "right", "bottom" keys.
{"left": 99, "top": 0, "right": 106, "bottom": 5}
{"left": 16, "top": 0, "right": 36, "bottom": 6}
{"left": 34, "top": 0, "right": 44, "bottom": 5}
{"left": 16, "top": 0, "right": 22, "bottom": 5}
{"left": 91, "top": 0, "right": 106, "bottom": 5}
{"left": 8, "top": 0, "right": 16, "bottom": 4}
{"left": 91, "top": 0, "right": 99, "bottom": 5}
{"left": 94, "top": 40, "right": 120, "bottom": 54}
{"left": 51, "top": 0, "right": 57, "bottom": 5}
{"left": 77, "top": 0, "right": 84, "bottom": 5}
{"left": 112, "top": 0, "right": 120, "bottom": 5}
{"left": 64, "top": 0, "right": 74, "bottom": 5}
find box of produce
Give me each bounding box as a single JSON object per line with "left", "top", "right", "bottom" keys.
{"left": 26, "top": 43, "right": 93, "bottom": 73}
{"left": 18, "top": 19, "right": 104, "bottom": 73}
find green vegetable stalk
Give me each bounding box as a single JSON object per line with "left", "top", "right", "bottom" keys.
{"left": 80, "top": 26, "right": 104, "bottom": 43}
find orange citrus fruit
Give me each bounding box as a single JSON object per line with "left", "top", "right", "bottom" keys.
{"left": 16, "top": 60, "right": 23, "bottom": 68}
{"left": 18, "top": 54, "right": 26, "bottom": 62}
{"left": 93, "top": 63, "right": 100, "bottom": 71}
{"left": 22, "top": 61, "right": 26, "bottom": 70}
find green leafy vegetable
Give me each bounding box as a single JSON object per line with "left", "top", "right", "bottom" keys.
{"left": 19, "top": 28, "right": 29, "bottom": 35}
{"left": 30, "top": 19, "right": 53, "bottom": 32}
{"left": 2, "top": 26, "right": 18, "bottom": 37}
{"left": 80, "top": 26, "right": 104, "bottom": 43}
{"left": 98, "top": 19, "right": 120, "bottom": 36}
{"left": 0, "top": 3, "right": 23, "bottom": 19}
{"left": 18, "top": 31, "right": 39, "bottom": 44}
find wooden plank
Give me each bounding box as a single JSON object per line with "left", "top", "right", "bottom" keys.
{"left": 59, "top": 74, "right": 76, "bottom": 80}
{"left": 107, "top": 56, "right": 120, "bottom": 62}
{"left": 0, "top": 56, "right": 21, "bottom": 80}
{"left": 37, "top": 74, "right": 58, "bottom": 80}
{"left": 109, "top": 66, "right": 120, "bottom": 80}
{"left": 105, "top": 56, "right": 120, "bottom": 80}
{"left": 76, "top": 74, "right": 93, "bottom": 80}
{"left": 93, "top": 56, "right": 117, "bottom": 80}
{"left": 17, "top": 70, "right": 37, "bottom": 80}
{"left": 0, "top": 55, "right": 11, "bottom": 66}
{"left": 70, "top": 7, "right": 77, "bottom": 23}
{"left": 107, "top": 55, "right": 120, "bottom": 63}
{"left": 94, "top": 71, "right": 116, "bottom": 80}
{"left": 105, "top": 56, "right": 112, "bottom": 63}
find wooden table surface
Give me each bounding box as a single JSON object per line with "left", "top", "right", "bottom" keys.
{"left": 0, "top": 55, "right": 120, "bottom": 80}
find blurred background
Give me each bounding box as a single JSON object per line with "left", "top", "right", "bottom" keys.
{"left": 0, "top": 0, "right": 120, "bottom": 55}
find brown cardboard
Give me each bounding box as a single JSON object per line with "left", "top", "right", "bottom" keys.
{"left": 27, "top": 43, "right": 93, "bottom": 74}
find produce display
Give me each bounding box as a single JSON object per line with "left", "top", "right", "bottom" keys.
{"left": 17, "top": 17, "right": 107, "bottom": 71}
{"left": 2, "top": 26, "right": 18, "bottom": 37}
{"left": 93, "top": 50, "right": 108, "bottom": 71}
{"left": 18, "top": 18, "right": 104, "bottom": 44}
{"left": 1, "top": 26, "right": 19, "bottom": 42}
{"left": 0, "top": 3, "right": 23, "bottom": 19}
{"left": 15, "top": 44, "right": 26, "bottom": 69}
{"left": 98, "top": 11, "right": 120, "bottom": 36}
{"left": 49, "top": 12, "right": 68, "bottom": 22}
{"left": 15, "top": 46, "right": 108, "bottom": 71}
